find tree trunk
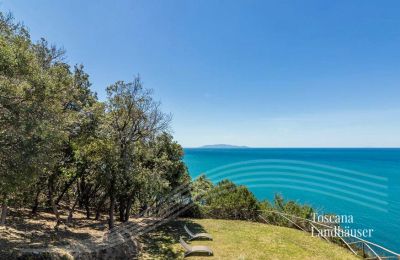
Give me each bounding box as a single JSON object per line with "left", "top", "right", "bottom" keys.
{"left": 124, "top": 197, "right": 132, "bottom": 222}
{"left": 109, "top": 196, "right": 115, "bottom": 229}
{"left": 108, "top": 177, "right": 116, "bottom": 229}
{"left": 119, "top": 196, "right": 126, "bottom": 222}
{"left": 1, "top": 202, "right": 7, "bottom": 226}
{"left": 79, "top": 177, "right": 86, "bottom": 208}
{"left": 95, "top": 195, "right": 107, "bottom": 220}
{"left": 51, "top": 198, "right": 61, "bottom": 229}
{"left": 49, "top": 176, "right": 61, "bottom": 229}
{"left": 85, "top": 206, "right": 90, "bottom": 219}
{"left": 67, "top": 195, "right": 80, "bottom": 225}
{"left": 85, "top": 186, "right": 91, "bottom": 219}
{"left": 95, "top": 209, "right": 101, "bottom": 221}
{"left": 55, "top": 172, "right": 80, "bottom": 205}
{"left": 31, "top": 189, "right": 41, "bottom": 215}
{"left": 46, "top": 185, "right": 52, "bottom": 208}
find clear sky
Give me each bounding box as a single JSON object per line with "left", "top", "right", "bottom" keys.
{"left": 2, "top": 0, "right": 400, "bottom": 147}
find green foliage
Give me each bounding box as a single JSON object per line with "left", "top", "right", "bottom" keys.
{"left": 191, "top": 174, "right": 213, "bottom": 202}
{"left": 196, "top": 179, "right": 260, "bottom": 220}
{"left": 189, "top": 176, "right": 315, "bottom": 230}
{"left": 259, "top": 194, "right": 314, "bottom": 231}
{"left": 0, "top": 12, "right": 69, "bottom": 204}
{"left": 181, "top": 174, "right": 214, "bottom": 217}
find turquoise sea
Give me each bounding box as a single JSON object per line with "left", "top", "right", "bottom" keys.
{"left": 183, "top": 148, "right": 400, "bottom": 253}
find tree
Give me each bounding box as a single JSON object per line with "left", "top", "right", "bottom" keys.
{"left": 0, "top": 13, "right": 52, "bottom": 225}
{"left": 0, "top": 12, "right": 99, "bottom": 226}
{"left": 134, "top": 133, "right": 191, "bottom": 218}
{"left": 104, "top": 77, "right": 170, "bottom": 228}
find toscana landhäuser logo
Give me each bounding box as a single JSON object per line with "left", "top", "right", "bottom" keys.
{"left": 311, "top": 213, "right": 374, "bottom": 238}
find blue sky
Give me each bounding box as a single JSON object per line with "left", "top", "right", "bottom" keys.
{"left": 2, "top": 0, "right": 400, "bottom": 147}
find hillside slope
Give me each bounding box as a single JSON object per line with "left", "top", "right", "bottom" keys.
{"left": 139, "top": 218, "right": 358, "bottom": 259}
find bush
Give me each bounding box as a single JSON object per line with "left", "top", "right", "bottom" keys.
{"left": 200, "top": 180, "right": 260, "bottom": 220}
{"left": 189, "top": 176, "right": 314, "bottom": 228}
{"left": 259, "top": 194, "right": 313, "bottom": 231}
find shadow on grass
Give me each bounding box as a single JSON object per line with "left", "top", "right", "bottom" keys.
{"left": 139, "top": 219, "right": 209, "bottom": 259}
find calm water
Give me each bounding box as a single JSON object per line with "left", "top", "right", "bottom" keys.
{"left": 183, "top": 148, "right": 400, "bottom": 252}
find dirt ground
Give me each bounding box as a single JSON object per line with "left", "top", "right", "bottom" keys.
{"left": 0, "top": 207, "right": 111, "bottom": 259}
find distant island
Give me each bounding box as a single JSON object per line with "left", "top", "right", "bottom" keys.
{"left": 200, "top": 144, "right": 249, "bottom": 148}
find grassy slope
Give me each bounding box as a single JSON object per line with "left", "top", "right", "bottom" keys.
{"left": 139, "top": 218, "right": 359, "bottom": 260}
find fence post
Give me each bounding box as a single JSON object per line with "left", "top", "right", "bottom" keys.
{"left": 361, "top": 242, "right": 365, "bottom": 258}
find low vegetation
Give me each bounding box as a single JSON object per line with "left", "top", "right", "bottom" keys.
{"left": 189, "top": 174, "right": 314, "bottom": 227}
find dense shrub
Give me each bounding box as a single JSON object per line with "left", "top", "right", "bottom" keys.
{"left": 189, "top": 178, "right": 260, "bottom": 220}
{"left": 189, "top": 176, "right": 314, "bottom": 228}
{"left": 259, "top": 194, "right": 314, "bottom": 231}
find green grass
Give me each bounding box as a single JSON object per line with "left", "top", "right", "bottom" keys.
{"left": 139, "top": 218, "right": 359, "bottom": 259}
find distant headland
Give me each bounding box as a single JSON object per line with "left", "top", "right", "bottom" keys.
{"left": 199, "top": 144, "right": 249, "bottom": 148}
